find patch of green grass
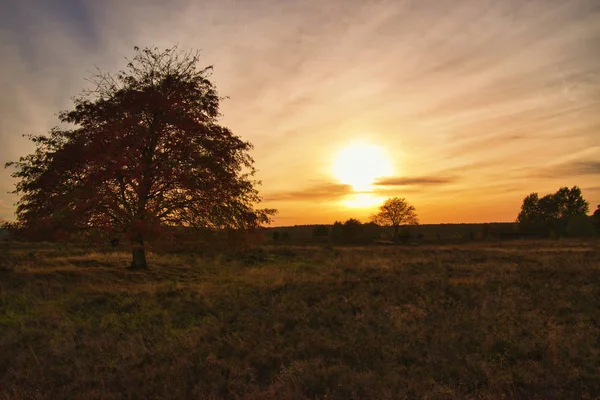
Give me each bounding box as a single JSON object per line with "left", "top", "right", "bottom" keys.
{"left": 0, "top": 240, "right": 599, "bottom": 399}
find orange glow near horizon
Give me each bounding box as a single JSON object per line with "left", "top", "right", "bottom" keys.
{"left": 341, "top": 193, "right": 386, "bottom": 209}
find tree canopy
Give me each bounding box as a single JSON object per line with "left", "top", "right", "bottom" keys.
{"left": 370, "top": 197, "right": 418, "bottom": 241}
{"left": 5, "top": 46, "right": 276, "bottom": 268}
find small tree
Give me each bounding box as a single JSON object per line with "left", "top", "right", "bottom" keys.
{"left": 342, "top": 218, "right": 363, "bottom": 243}
{"left": 370, "top": 197, "right": 418, "bottom": 242}
{"left": 517, "top": 193, "right": 541, "bottom": 228}
{"left": 5, "top": 46, "right": 275, "bottom": 269}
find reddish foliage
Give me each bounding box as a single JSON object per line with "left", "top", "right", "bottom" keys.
{"left": 5, "top": 46, "right": 276, "bottom": 257}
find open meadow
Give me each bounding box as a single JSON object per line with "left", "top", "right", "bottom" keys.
{"left": 1, "top": 239, "right": 599, "bottom": 399}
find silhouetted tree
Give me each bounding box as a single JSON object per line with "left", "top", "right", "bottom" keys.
{"left": 330, "top": 221, "right": 344, "bottom": 243}
{"left": 343, "top": 218, "right": 362, "bottom": 242}
{"left": 517, "top": 186, "right": 588, "bottom": 236}
{"left": 370, "top": 197, "right": 418, "bottom": 242}
{"left": 554, "top": 186, "right": 589, "bottom": 218}
{"left": 517, "top": 193, "right": 542, "bottom": 228}
{"left": 5, "top": 46, "right": 275, "bottom": 269}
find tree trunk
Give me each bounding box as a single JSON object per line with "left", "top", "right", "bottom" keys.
{"left": 130, "top": 237, "right": 148, "bottom": 270}
{"left": 393, "top": 225, "right": 399, "bottom": 243}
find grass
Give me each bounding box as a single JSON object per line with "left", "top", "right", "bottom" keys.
{"left": 1, "top": 240, "right": 599, "bottom": 399}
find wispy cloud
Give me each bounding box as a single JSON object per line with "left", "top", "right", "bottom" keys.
{"left": 528, "top": 160, "right": 600, "bottom": 179}
{"left": 374, "top": 176, "right": 457, "bottom": 186}
{"left": 264, "top": 182, "right": 353, "bottom": 202}
{"left": 567, "top": 161, "right": 600, "bottom": 175}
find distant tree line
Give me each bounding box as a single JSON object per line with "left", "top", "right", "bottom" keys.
{"left": 269, "top": 198, "right": 421, "bottom": 245}
{"left": 267, "top": 191, "right": 600, "bottom": 245}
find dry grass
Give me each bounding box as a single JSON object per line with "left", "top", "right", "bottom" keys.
{"left": 1, "top": 240, "right": 599, "bottom": 399}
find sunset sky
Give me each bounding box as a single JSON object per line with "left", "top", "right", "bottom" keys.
{"left": 1, "top": 0, "right": 599, "bottom": 226}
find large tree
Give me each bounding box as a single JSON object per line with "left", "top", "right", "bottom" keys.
{"left": 5, "top": 46, "right": 275, "bottom": 269}
{"left": 370, "top": 197, "right": 418, "bottom": 242}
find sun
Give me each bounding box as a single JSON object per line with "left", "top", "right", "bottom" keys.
{"left": 332, "top": 143, "right": 393, "bottom": 191}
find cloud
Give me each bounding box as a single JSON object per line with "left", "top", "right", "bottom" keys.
{"left": 265, "top": 175, "right": 458, "bottom": 203}
{"left": 263, "top": 182, "right": 353, "bottom": 202}
{"left": 530, "top": 160, "right": 600, "bottom": 179}
{"left": 374, "top": 176, "right": 457, "bottom": 186}
{"left": 567, "top": 161, "right": 600, "bottom": 175}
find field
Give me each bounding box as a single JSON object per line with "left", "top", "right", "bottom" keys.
{"left": 1, "top": 240, "right": 599, "bottom": 399}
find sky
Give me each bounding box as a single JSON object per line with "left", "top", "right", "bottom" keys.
{"left": 1, "top": 0, "right": 599, "bottom": 226}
